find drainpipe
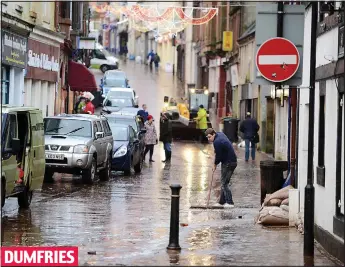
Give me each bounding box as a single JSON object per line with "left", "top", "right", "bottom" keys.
{"left": 294, "top": 87, "right": 300, "bottom": 188}
{"left": 287, "top": 87, "right": 291, "bottom": 173}
{"left": 290, "top": 86, "right": 297, "bottom": 187}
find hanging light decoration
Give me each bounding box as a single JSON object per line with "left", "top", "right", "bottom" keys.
{"left": 89, "top": 2, "right": 218, "bottom": 34}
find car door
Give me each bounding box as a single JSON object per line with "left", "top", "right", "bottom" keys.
{"left": 129, "top": 126, "right": 139, "bottom": 164}
{"left": 96, "top": 120, "right": 106, "bottom": 164}
{"left": 90, "top": 50, "right": 107, "bottom": 70}
{"left": 93, "top": 122, "right": 103, "bottom": 166}
{"left": 2, "top": 113, "right": 19, "bottom": 194}
{"left": 136, "top": 118, "right": 145, "bottom": 155}
{"left": 101, "top": 119, "right": 113, "bottom": 159}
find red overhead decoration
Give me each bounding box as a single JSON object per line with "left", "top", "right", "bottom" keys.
{"left": 131, "top": 5, "right": 174, "bottom": 22}
{"left": 68, "top": 61, "right": 98, "bottom": 92}
{"left": 175, "top": 8, "right": 217, "bottom": 25}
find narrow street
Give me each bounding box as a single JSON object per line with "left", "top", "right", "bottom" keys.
{"left": 1, "top": 62, "right": 341, "bottom": 266}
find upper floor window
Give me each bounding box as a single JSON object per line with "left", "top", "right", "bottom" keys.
{"left": 319, "top": 1, "right": 335, "bottom": 22}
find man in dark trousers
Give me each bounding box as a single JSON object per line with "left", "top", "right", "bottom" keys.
{"left": 159, "top": 112, "right": 172, "bottom": 163}
{"left": 205, "top": 128, "right": 237, "bottom": 208}
{"left": 137, "top": 104, "right": 149, "bottom": 122}
{"left": 240, "top": 112, "right": 260, "bottom": 162}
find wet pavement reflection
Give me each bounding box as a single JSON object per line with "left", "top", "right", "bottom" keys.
{"left": 2, "top": 62, "right": 341, "bottom": 266}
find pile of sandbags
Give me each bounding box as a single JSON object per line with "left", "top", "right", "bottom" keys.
{"left": 255, "top": 185, "right": 293, "bottom": 226}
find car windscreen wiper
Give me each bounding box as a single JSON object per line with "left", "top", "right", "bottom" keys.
{"left": 45, "top": 127, "right": 63, "bottom": 133}
{"left": 65, "top": 127, "right": 85, "bottom": 135}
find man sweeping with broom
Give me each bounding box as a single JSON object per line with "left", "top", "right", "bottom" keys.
{"left": 205, "top": 128, "right": 237, "bottom": 208}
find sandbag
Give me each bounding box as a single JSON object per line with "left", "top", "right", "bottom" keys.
{"left": 260, "top": 214, "right": 289, "bottom": 226}
{"left": 257, "top": 206, "right": 281, "bottom": 223}
{"left": 264, "top": 185, "right": 294, "bottom": 205}
{"left": 269, "top": 206, "right": 289, "bottom": 219}
{"left": 280, "top": 204, "right": 289, "bottom": 212}
{"left": 281, "top": 198, "right": 289, "bottom": 205}
{"left": 266, "top": 198, "right": 282, "bottom": 206}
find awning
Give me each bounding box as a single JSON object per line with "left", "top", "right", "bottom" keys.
{"left": 68, "top": 60, "right": 98, "bottom": 92}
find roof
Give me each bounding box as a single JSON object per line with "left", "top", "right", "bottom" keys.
{"left": 238, "top": 22, "right": 256, "bottom": 42}
{"left": 104, "top": 113, "right": 136, "bottom": 119}
{"left": 109, "top": 88, "right": 133, "bottom": 92}
{"left": 45, "top": 114, "right": 103, "bottom": 121}
{"left": 1, "top": 105, "right": 40, "bottom": 113}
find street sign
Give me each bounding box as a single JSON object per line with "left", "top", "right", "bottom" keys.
{"left": 254, "top": 3, "right": 305, "bottom": 86}
{"left": 256, "top": 37, "right": 300, "bottom": 83}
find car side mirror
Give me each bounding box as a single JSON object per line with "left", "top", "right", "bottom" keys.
{"left": 95, "top": 132, "right": 104, "bottom": 139}
{"left": 140, "top": 129, "right": 147, "bottom": 134}
{"left": 135, "top": 95, "right": 139, "bottom": 99}
{"left": 11, "top": 138, "right": 20, "bottom": 154}
{"left": 133, "top": 138, "right": 139, "bottom": 144}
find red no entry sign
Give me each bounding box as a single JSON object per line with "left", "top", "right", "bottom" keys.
{"left": 256, "top": 37, "right": 300, "bottom": 83}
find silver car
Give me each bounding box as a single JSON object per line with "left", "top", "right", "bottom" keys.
{"left": 43, "top": 114, "right": 113, "bottom": 184}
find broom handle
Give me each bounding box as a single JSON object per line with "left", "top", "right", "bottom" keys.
{"left": 206, "top": 169, "right": 215, "bottom": 207}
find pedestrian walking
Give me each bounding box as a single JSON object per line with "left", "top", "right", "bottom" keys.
{"left": 137, "top": 104, "right": 149, "bottom": 122}
{"left": 194, "top": 104, "right": 208, "bottom": 143}
{"left": 205, "top": 128, "right": 237, "bottom": 208}
{"left": 147, "top": 50, "right": 154, "bottom": 70}
{"left": 153, "top": 53, "right": 160, "bottom": 71}
{"left": 159, "top": 112, "right": 172, "bottom": 163}
{"left": 239, "top": 112, "right": 260, "bottom": 162}
{"left": 144, "top": 115, "right": 158, "bottom": 162}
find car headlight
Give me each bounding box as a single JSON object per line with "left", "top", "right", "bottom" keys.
{"left": 114, "top": 146, "right": 127, "bottom": 158}
{"left": 73, "top": 145, "right": 89, "bottom": 153}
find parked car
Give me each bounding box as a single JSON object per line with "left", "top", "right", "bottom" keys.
{"left": 103, "top": 87, "right": 139, "bottom": 106}
{"left": 43, "top": 114, "right": 113, "bottom": 184}
{"left": 101, "top": 70, "right": 130, "bottom": 96}
{"left": 108, "top": 107, "right": 140, "bottom": 116}
{"left": 1, "top": 105, "right": 46, "bottom": 208}
{"left": 104, "top": 114, "right": 146, "bottom": 159}
{"left": 102, "top": 96, "right": 138, "bottom": 114}
{"left": 108, "top": 123, "right": 143, "bottom": 175}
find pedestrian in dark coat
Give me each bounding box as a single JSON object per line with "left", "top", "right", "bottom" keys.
{"left": 159, "top": 112, "right": 172, "bottom": 163}
{"left": 239, "top": 112, "right": 260, "bottom": 161}
{"left": 137, "top": 104, "right": 149, "bottom": 122}
{"left": 205, "top": 128, "right": 237, "bottom": 208}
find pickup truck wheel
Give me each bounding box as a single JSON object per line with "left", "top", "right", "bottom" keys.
{"left": 134, "top": 155, "right": 143, "bottom": 173}
{"left": 82, "top": 158, "right": 97, "bottom": 184}
{"left": 1, "top": 182, "right": 5, "bottom": 208}
{"left": 100, "top": 65, "right": 109, "bottom": 73}
{"left": 99, "top": 156, "right": 111, "bottom": 181}
{"left": 43, "top": 169, "right": 54, "bottom": 183}
{"left": 17, "top": 185, "right": 33, "bottom": 209}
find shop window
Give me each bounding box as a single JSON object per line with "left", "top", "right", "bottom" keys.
{"left": 1, "top": 65, "right": 10, "bottom": 104}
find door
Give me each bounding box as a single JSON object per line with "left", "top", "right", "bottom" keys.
{"left": 129, "top": 127, "right": 139, "bottom": 164}
{"left": 266, "top": 99, "right": 275, "bottom": 154}
{"left": 101, "top": 120, "right": 113, "bottom": 160}
{"left": 29, "top": 111, "right": 45, "bottom": 189}
{"left": 93, "top": 121, "right": 104, "bottom": 165}
{"left": 2, "top": 113, "right": 19, "bottom": 194}
{"left": 136, "top": 119, "right": 145, "bottom": 155}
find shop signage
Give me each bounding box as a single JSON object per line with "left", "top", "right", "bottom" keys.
{"left": 1, "top": 30, "right": 28, "bottom": 69}
{"left": 222, "top": 31, "right": 233, "bottom": 52}
{"left": 26, "top": 38, "right": 60, "bottom": 83}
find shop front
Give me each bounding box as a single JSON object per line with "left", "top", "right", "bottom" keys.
{"left": 1, "top": 30, "right": 28, "bottom": 105}
{"left": 24, "top": 38, "right": 60, "bottom": 117}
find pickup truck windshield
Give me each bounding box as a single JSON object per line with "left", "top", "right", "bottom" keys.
{"left": 44, "top": 118, "right": 92, "bottom": 137}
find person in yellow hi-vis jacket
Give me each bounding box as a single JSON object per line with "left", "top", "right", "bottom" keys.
{"left": 194, "top": 105, "right": 208, "bottom": 143}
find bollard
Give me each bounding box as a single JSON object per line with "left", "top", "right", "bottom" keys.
{"left": 167, "top": 184, "right": 182, "bottom": 250}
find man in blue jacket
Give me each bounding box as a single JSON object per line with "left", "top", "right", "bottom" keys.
{"left": 137, "top": 104, "right": 149, "bottom": 122}
{"left": 205, "top": 128, "right": 237, "bottom": 208}
{"left": 240, "top": 112, "right": 260, "bottom": 162}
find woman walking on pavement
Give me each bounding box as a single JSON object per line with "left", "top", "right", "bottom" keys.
{"left": 144, "top": 115, "right": 158, "bottom": 162}
{"left": 159, "top": 112, "right": 172, "bottom": 163}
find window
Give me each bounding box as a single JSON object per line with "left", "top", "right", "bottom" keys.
{"left": 93, "top": 50, "right": 107, "bottom": 60}
{"left": 1, "top": 66, "right": 10, "bottom": 104}
{"left": 129, "top": 127, "right": 136, "bottom": 142}
{"left": 101, "top": 120, "right": 111, "bottom": 136}
{"left": 96, "top": 121, "right": 103, "bottom": 132}
{"left": 318, "top": 95, "right": 326, "bottom": 166}
{"left": 108, "top": 125, "right": 128, "bottom": 141}
{"left": 44, "top": 118, "right": 92, "bottom": 137}
{"left": 93, "top": 122, "right": 98, "bottom": 135}
{"left": 319, "top": 1, "right": 335, "bottom": 22}
{"left": 4, "top": 114, "right": 18, "bottom": 150}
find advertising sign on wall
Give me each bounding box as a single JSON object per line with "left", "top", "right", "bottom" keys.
{"left": 1, "top": 30, "right": 28, "bottom": 69}
{"left": 25, "top": 38, "right": 60, "bottom": 83}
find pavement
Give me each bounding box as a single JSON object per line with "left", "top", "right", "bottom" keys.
{"left": 1, "top": 61, "right": 341, "bottom": 266}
